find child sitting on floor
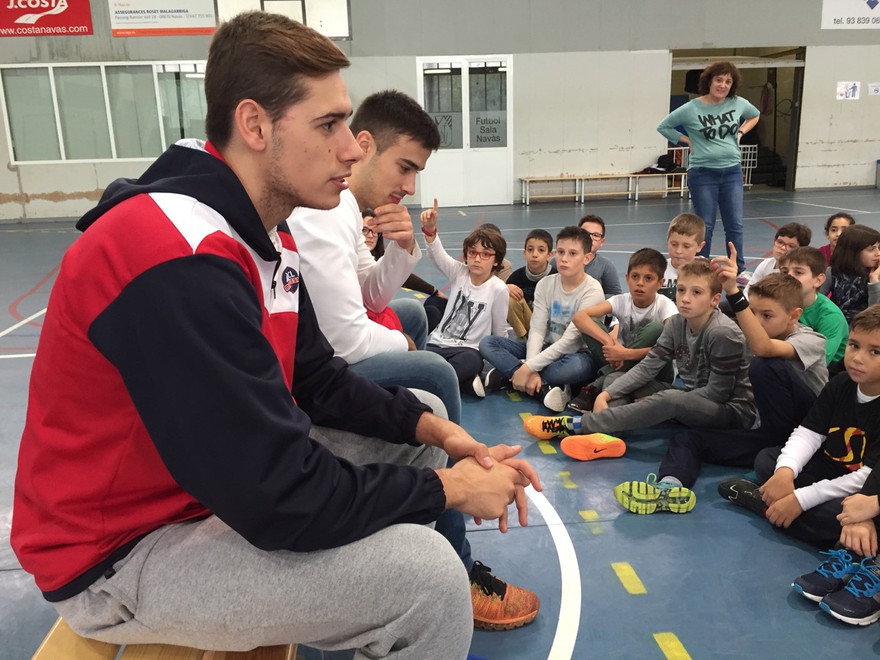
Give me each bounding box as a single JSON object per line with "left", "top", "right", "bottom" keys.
{"left": 612, "top": 250, "right": 828, "bottom": 515}
{"left": 525, "top": 258, "right": 755, "bottom": 462}
{"left": 505, "top": 229, "right": 556, "bottom": 339}
{"left": 718, "top": 305, "right": 880, "bottom": 566}
{"left": 567, "top": 248, "right": 677, "bottom": 414}
{"left": 480, "top": 226, "right": 604, "bottom": 411}
{"left": 778, "top": 246, "right": 849, "bottom": 367}
{"left": 421, "top": 204, "right": 512, "bottom": 397}
{"left": 658, "top": 212, "right": 706, "bottom": 301}
{"left": 820, "top": 224, "right": 880, "bottom": 324}
{"left": 742, "top": 222, "right": 811, "bottom": 297}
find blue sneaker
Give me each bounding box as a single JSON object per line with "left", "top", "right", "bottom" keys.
{"left": 820, "top": 559, "right": 880, "bottom": 625}
{"left": 792, "top": 549, "right": 860, "bottom": 603}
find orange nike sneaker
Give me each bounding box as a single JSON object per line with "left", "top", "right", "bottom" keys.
{"left": 523, "top": 415, "right": 574, "bottom": 440}
{"left": 560, "top": 433, "right": 626, "bottom": 461}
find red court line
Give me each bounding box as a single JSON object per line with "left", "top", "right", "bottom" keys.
{"left": 8, "top": 264, "right": 59, "bottom": 326}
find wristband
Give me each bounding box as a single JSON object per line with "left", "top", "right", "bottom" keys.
{"left": 727, "top": 290, "right": 749, "bottom": 313}
{"left": 421, "top": 226, "right": 437, "bottom": 237}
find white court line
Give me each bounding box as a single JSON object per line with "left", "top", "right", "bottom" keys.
{"left": 787, "top": 200, "right": 872, "bottom": 215}
{"left": 0, "top": 353, "right": 36, "bottom": 359}
{"left": 526, "top": 485, "right": 580, "bottom": 660}
{"left": 0, "top": 308, "right": 47, "bottom": 340}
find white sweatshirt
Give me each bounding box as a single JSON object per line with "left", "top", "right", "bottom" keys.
{"left": 287, "top": 189, "right": 420, "bottom": 363}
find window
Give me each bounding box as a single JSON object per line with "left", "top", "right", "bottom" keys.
{"left": 422, "top": 63, "right": 463, "bottom": 149}
{"left": 0, "top": 61, "right": 208, "bottom": 163}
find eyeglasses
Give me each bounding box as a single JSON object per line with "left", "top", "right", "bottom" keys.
{"left": 466, "top": 248, "right": 496, "bottom": 261}
{"left": 362, "top": 226, "right": 376, "bottom": 236}
{"left": 774, "top": 237, "right": 798, "bottom": 251}
{"left": 586, "top": 231, "right": 604, "bottom": 240}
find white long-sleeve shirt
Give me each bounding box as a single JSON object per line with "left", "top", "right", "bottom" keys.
{"left": 426, "top": 237, "right": 511, "bottom": 350}
{"left": 525, "top": 273, "right": 605, "bottom": 372}
{"left": 287, "top": 189, "right": 420, "bottom": 363}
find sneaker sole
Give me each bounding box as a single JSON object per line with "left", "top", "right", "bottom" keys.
{"left": 791, "top": 582, "right": 824, "bottom": 603}
{"left": 473, "top": 609, "right": 539, "bottom": 631}
{"left": 613, "top": 481, "right": 696, "bottom": 515}
{"left": 560, "top": 436, "right": 626, "bottom": 461}
{"left": 819, "top": 601, "right": 880, "bottom": 626}
{"left": 543, "top": 388, "right": 571, "bottom": 413}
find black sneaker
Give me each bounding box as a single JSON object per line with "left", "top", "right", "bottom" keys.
{"left": 793, "top": 548, "right": 861, "bottom": 603}
{"left": 717, "top": 477, "right": 767, "bottom": 516}
{"left": 484, "top": 368, "right": 510, "bottom": 391}
{"left": 820, "top": 559, "right": 880, "bottom": 625}
{"left": 569, "top": 385, "right": 600, "bottom": 413}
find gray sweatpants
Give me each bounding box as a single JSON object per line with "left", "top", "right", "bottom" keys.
{"left": 54, "top": 412, "right": 471, "bottom": 659}
{"left": 580, "top": 373, "right": 745, "bottom": 434}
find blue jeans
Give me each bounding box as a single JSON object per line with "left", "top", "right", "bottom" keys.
{"left": 389, "top": 298, "right": 428, "bottom": 350}
{"left": 479, "top": 335, "right": 597, "bottom": 387}
{"left": 688, "top": 164, "right": 745, "bottom": 272}
{"left": 349, "top": 350, "right": 461, "bottom": 425}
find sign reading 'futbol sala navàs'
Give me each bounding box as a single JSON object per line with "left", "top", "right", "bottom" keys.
{"left": 0, "top": 0, "right": 93, "bottom": 37}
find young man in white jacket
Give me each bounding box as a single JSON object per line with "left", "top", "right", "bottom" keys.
{"left": 288, "top": 90, "right": 539, "bottom": 631}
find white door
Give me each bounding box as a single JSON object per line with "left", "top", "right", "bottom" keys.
{"left": 417, "top": 56, "right": 513, "bottom": 208}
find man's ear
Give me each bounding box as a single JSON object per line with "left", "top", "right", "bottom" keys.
{"left": 233, "top": 99, "right": 270, "bottom": 152}
{"left": 355, "top": 130, "right": 374, "bottom": 155}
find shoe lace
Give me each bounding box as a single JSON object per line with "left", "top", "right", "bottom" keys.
{"left": 469, "top": 561, "right": 508, "bottom": 599}
{"left": 816, "top": 548, "right": 856, "bottom": 578}
{"left": 540, "top": 417, "right": 569, "bottom": 434}
{"left": 843, "top": 559, "right": 880, "bottom": 598}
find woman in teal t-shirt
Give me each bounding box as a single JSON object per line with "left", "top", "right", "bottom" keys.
{"left": 657, "top": 61, "right": 760, "bottom": 273}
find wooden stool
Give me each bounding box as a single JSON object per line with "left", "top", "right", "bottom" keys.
{"left": 34, "top": 618, "right": 298, "bottom": 660}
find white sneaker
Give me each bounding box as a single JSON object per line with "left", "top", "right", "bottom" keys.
{"left": 472, "top": 375, "right": 486, "bottom": 398}
{"left": 543, "top": 385, "right": 571, "bottom": 412}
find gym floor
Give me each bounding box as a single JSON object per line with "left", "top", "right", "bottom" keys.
{"left": 2, "top": 187, "right": 879, "bottom": 659}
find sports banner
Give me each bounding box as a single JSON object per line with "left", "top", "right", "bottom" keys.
{"left": 0, "top": 0, "right": 93, "bottom": 37}
{"left": 109, "top": 0, "right": 216, "bottom": 37}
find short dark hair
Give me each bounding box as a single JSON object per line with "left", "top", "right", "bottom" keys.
{"left": 205, "top": 11, "right": 350, "bottom": 148}
{"left": 698, "top": 61, "right": 742, "bottom": 97}
{"left": 748, "top": 273, "right": 804, "bottom": 312}
{"left": 776, "top": 222, "right": 812, "bottom": 247}
{"left": 825, "top": 212, "right": 855, "bottom": 232}
{"left": 830, "top": 224, "right": 880, "bottom": 277}
{"left": 350, "top": 90, "right": 440, "bottom": 153}
{"left": 851, "top": 305, "right": 880, "bottom": 335}
{"left": 463, "top": 228, "right": 507, "bottom": 273}
{"left": 525, "top": 229, "right": 553, "bottom": 251}
{"left": 480, "top": 223, "right": 502, "bottom": 234}
{"left": 578, "top": 214, "right": 606, "bottom": 236}
{"left": 778, "top": 247, "right": 826, "bottom": 277}
{"left": 678, "top": 257, "right": 721, "bottom": 295}
{"left": 556, "top": 226, "right": 592, "bottom": 254}
{"left": 668, "top": 212, "right": 706, "bottom": 243}
{"left": 627, "top": 248, "right": 667, "bottom": 280}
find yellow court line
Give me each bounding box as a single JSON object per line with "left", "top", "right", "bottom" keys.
{"left": 558, "top": 471, "right": 578, "bottom": 489}
{"left": 458, "top": 210, "right": 467, "bottom": 216}
{"left": 611, "top": 562, "right": 647, "bottom": 594}
{"left": 519, "top": 412, "right": 532, "bottom": 421}
{"left": 506, "top": 391, "right": 522, "bottom": 402}
{"left": 538, "top": 441, "right": 558, "bottom": 455}
{"left": 412, "top": 293, "right": 426, "bottom": 299}
{"left": 579, "top": 509, "right": 605, "bottom": 534}
{"left": 653, "top": 632, "right": 691, "bottom": 660}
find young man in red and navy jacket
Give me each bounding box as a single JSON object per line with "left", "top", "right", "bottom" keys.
{"left": 11, "top": 12, "right": 539, "bottom": 657}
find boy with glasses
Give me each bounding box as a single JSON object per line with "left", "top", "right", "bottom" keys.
{"left": 579, "top": 214, "right": 622, "bottom": 297}
{"left": 742, "top": 222, "right": 812, "bottom": 297}
{"left": 422, "top": 206, "right": 513, "bottom": 396}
